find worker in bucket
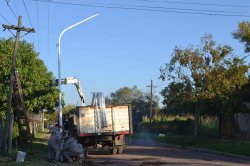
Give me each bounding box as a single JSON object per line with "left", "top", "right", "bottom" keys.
{"left": 62, "top": 136, "right": 85, "bottom": 163}
{"left": 48, "top": 123, "right": 62, "bottom": 163}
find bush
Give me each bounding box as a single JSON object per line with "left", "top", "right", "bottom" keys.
{"left": 200, "top": 117, "right": 219, "bottom": 136}
{"left": 141, "top": 115, "right": 194, "bottom": 135}
{"left": 141, "top": 115, "right": 218, "bottom": 136}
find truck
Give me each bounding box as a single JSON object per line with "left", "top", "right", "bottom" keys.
{"left": 75, "top": 104, "right": 132, "bottom": 154}
{"left": 61, "top": 77, "right": 133, "bottom": 154}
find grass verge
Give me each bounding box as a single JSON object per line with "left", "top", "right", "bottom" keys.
{"left": 0, "top": 131, "right": 67, "bottom": 166}
{"left": 132, "top": 132, "right": 250, "bottom": 157}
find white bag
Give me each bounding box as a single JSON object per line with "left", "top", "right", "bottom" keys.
{"left": 16, "top": 151, "right": 26, "bottom": 162}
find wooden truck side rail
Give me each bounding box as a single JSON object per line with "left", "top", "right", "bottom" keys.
{"left": 75, "top": 105, "right": 132, "bottom": 154}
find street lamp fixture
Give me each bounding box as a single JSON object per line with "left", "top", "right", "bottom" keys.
{"left": 57, "top": 13, "right": 99, "bottom": 130}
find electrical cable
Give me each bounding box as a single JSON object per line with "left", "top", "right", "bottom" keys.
{"left": 155, "top": 82, "right": 167, "bottom": 87}
{"left": 22, "top": 0, "right": 35, "bottom": 44}
{"left": 64, "top": 1, "right": 246, "bottom": 14}
{"left": 137, "top": 0, "right": 250, "bottom": 8}
{"left": 47, "top": 0, "right": 50, "bottom": 58}
{"left": 6, "top": 28, "right": 16, "bottom": 37}
{"left": 22, "top": 0, "right": 33, "bottom": 27}
{"left": 0, "top": 13, "right": 12, "bottom": 24}
{"left": 5, "top": 0, "right": 18, "bottom": 20}
{"left": 111, "top": 0, "right": 247, "bottom": 14}
{"left": 32, "top": 0, "right": 250, "bottom": 18}
{"left": 14, "top": 0, "right": 19, "bottom": 16}
{"left": 36, "top": 0, "right": 40, "bottom": 52}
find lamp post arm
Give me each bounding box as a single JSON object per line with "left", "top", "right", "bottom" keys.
{"left": 57, "top": 13, "right": 99, "bottom": 129}
{"left": 58, "top": 13, "right": 99, "bottom": 50}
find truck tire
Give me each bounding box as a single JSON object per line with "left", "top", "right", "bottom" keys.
{"left": 117, "top": 146, "right": 123, "bottom": 154}
{"left": 111, "top": 147, "right": 117, "bottom": 155}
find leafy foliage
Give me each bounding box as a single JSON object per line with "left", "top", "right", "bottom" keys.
{"left": 110, "top": 86, "right": 143, "bottom": 104}
{"left": 0, "top": 38, "right": 59, "bottom": 114}
{"left": 108, "top": 86, "right": 159, "bottom": 124}
{"left": 160, "top": 82, "right": 194, "bottom": 114}
{"left": 233, "top": 21, "right": 250, "bottom": 52}
{"left": 63, "top": 104, "right": 76, "bottom": 114}
{"left": 160, "top": 34, "right": 249, "bottom": 116}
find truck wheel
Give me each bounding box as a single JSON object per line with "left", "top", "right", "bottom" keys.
{"left": 117, "top": 146, "right": 123, "bottom": 154}
{"left": 111, "top": 147, "right": 117, "bottom": 155}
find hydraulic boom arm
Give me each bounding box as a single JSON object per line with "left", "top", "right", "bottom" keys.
{"left": 60, "top": 77, "right": 86, "bottom": 106}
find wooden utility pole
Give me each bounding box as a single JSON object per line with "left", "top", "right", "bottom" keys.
{"left": 150, "top": 80, "right": 153, "bottom": 123}
{"left": 2, "top": 16, "right": 35, "bottom": 155}
{"left": 147, "top": 80, "right": 153, "bottom": 123}
{"left": 0, "top": 114, "right": 3, "bottom": 154}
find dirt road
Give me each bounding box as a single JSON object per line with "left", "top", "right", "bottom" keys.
{"left": 86, "top": 142, "right": 250, "bottom": 166}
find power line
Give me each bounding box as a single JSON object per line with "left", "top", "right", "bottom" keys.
{"left": 32, "top": 0, "right": 250, "bottom": 18}
{"left": 137, "top": 0, "right": 250, "bottom": 8}
{"left": 155, "top": 82, "right": 167, "bottom": 87}
{"left": 47, "top": 0, "right": 50, "bottom": 58}
{"left": 13, "top": 0, "right": 19, "bottom": 16}
{"left": 22, "top": 0, "right": 35, "bottom": 43}
{"left": 22, "top": 0, "right": 33, "bottom": 27}
{"left": 0, "top": 13, "right": 12, "bottom": 24}
{"left": 5, "top": 0, "right": 18, "bottom": 20}
{"left": 64, "top": 1, "right": 246, "bottom": 14}
{"left": 36, "top": 0, "right": 40, "bottom": 52}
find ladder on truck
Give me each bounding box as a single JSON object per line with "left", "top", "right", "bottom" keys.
{"left": 13, "top": 70, "right": 32, "bottom": 151}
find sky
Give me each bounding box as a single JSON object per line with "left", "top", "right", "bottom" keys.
{"left": 0, "top": 0, "right": 249, "bottom": 106}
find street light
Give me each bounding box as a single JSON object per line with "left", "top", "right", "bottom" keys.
{"left": 57, "top": 13, "right": 99, "bottom": 130}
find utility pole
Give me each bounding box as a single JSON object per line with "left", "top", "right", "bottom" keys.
{"left": 2, "top": 16, "right": 35, "bottom": 155}
{"left": 147, "top": 80, "right": 153, "bottom": 123}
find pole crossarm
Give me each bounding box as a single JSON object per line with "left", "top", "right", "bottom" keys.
{"left": 2, "top": 24, "right": 35, "bottom": 33}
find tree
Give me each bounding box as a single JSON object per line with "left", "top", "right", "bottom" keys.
{"left": 108, "top": 86, "right": 159, "bottom": 125}
{"left": 233, "top": 21, "right": 250, "bottom": 52}
{"left": 110, "top": 86, "right": 143, "bottom": 105}
{"left": 0, "top": 38, "right": 59, "bottom": 154}
{"left": 0, "top": 38, "right": 59, "bottom": 113}
{"left": 63, "top": 104, "right": 76, "bottom": 114}
{"left": 232, "top": 21, "right": 250, "bottom": 112}
{"left": 160, "top": 82, "right": 194, "bottom": 115}
{"left": 160, "top": 34, "right": 249, "bottom": 138}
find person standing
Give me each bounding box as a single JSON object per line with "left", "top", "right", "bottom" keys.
{"left": 48, "top": 124, "right": 62, "bottom": 162}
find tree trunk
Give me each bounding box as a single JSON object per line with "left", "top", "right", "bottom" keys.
{"left": 218, "top": 113, "right": 222, "bottom": 137}
{"left": 194, "top": 102, "right": 200, "bottom": 139}
{"left": 0, "top": 114, "right": 3, "bottom": 155}
{"left": 41, "top": 111, "right": 44, "bottom": 132}
{"left": 219, "top": 114, "right": 236, "bottom": 138}
{"left": 2, "top": 113, "right": 10, "bottom": 154}
{"left": 8, "top": 114, "right": 14, "bottom": 155}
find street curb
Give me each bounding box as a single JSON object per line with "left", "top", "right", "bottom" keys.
{"left": 131, "top": 138, "right": 250, "bottom": 161}
{"left": 162, "top": 143, "right": 250, "bottom": 161}
{"left": 182, "top": 146, "right": 250, "bottom": 161}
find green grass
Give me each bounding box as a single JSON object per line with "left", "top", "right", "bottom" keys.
{"left": 202, "top": 142, "right": 250, "bottom": 156}
{"left": 1, "top": 130, "right": 91, "bottom": 165}
{"left": 1, "top": 132, "right": 49, "bottom": 166}
{"left": 160, "top": 135, "right": 250, "bottom": 157}
{"left": 133, "top": 132, "right": 250, "bottom": 157}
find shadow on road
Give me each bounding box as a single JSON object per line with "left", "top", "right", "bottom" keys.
{"left": 124, "top": 143, "right": 250, "bottom": 165}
